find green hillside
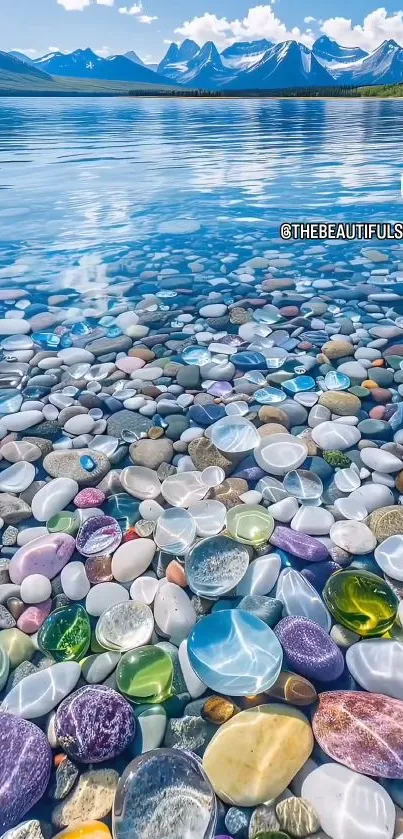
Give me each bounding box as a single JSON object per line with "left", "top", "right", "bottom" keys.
{"left": 0, "top": 70, "right": 179, "bottom": 95}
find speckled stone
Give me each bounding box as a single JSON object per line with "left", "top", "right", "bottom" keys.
{"left": 270, "top": 528, "right": 329, "bottom": 562}
{"left": 106, "top": 409, "right": 152, "bottom": 439}
{"left": 51, "top": 769, "right": 119, "bottom": 828}
{"left": 276, "top": 798, "right": 320, "bottom": 837}
{"left": 188, "top": 437, "right": 233, "bottom": 474}
{"left": 129, "top": 438, "right": 174, "bottom": 470}
{"left": 274, "top": 616, "right": 345, "bottom": 682}
{"left": 1, "top": 821, "right": 47, "bottom": 839}
{"left": 55, "top": 684, "right": 135, "bottom": 763}
{"left": 367, "top": 506, "right": 403, "bottom": 541}
{"left": 0, "top": 494, "right": 31, "bottom": 524}
{"left": 49, "top": 756, "right": 79, "bottom": 801}
{"left": 0, "top": 712, "right": 52, "bottom": 833}
{"left": 43, "top": 450, "right": 110, "bottom": 486}
{"left": 249, "top": 805, "right": 280, "bottom": 838}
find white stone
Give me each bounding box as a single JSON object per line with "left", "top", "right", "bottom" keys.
{"left": 161, "top": 471, "right": 207, "bottom": 507}
{"left": 58, "top": 348, "right": 95, "bottom": 364}
{"left": 153, "top": 582, "right": 196, "bottom": 644}
{"left": 360, "top": 448, "right": 402, "bottom": 473}
{"left": 346, "top": 639, "right": 403, "bottom": 700}
{"left": 0, "top": 461, "right": 36, "bottom": 493}
{"left": 31, "top": 478, "right": 79, "bottom": 522}
{"left": 199, "top": 304, "right": 227, "bottom": 318}
{"left": 130, "top": 575, "right": 159, "bottom": 605}
{"left": 334, "top": 496, "right": 368, "bottom": 521}
{"left": 330, "top": 520, "right": 376, "bottom": 554}
{"left": 311, "top": 422, "right": 361, "bottom": 451}
{"left": 1, "top": 410, "right": 43, "bottom": 432}
{"left": 20, "top": 574, "right": 52, "bottom": 604}
{"left": 179, "top": 639, "right": 207, "bottom": 699}
{"left": 267, "top": 496, "right": 299, "bottom": 523}
{"left": 188, "top": 500, "right": 226, "bottom": 537}
{"left": 1, "top": 662, "right": 81, "bottom": 719}
{"left": 350, "top": 483, "right": 394, "bottom": 513}
{"left": 276, "top": 567, "right": 331, "bottom": 630}
{"left": 301, "top": 763, "right": 395, "bottom": 839}
{"left": 0, "top": 318, "right": 30, "bottom": 335}
{"left": 291, "top": 506, "right": 334, "bottom": 536}
{"left": 138, "top": 499, "right": 164, "bottom": 521}
{"left": 120, "top": 466, "right": 162, "bottom": 501}
{"left": 64, "top": 414, "right": 95, "bottom": 435}
{"left": 111, "top": 539, "right": 156, "bottom": 583}
{"left": 86, "top": 582, "right": 129, "bottom": 617}
{"left": 236, "top": 553, "right": 281, "bottom": 596}
{"left": 81, "top": 651, "right": 120, "bottom": 684}
{"left": 61, "top": 561, "right": 91, "bottom": 600}
{"left": 374, "top": 535, "right": 403, "bottom": 581}
{"left": 239, "top": 490, "right": 262, "bottom": 505}
{"left": 254, "top": 433, "right": 308, "bottom": 476}
{"left": 334, "top": 468, "right": 361, "bottom": 493}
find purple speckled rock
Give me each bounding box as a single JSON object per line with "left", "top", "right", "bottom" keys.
{"left": 9, "top": 533, "right": 76, "bottom": 584}
{"left": 274, "top": 616, "right": 344, "bottom": 682}
{"left": 55, "top": 684, "right": 135, "bottom": 763}
{"left": 270, "top": 526, "right": 329, "bottom": 562}
{"left": 76, "top": 515, "right": 122, "bottom": 557}
{"left": 74, "top": 487, "right": 106, "bottom": 508}
{"left": 0, "top": 712, "right": 52, "bottom": 833}
{"left": 313, "top": 691, "right": 403, "bottom": 778}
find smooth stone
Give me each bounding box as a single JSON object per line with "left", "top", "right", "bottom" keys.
{"left": 43, "top": 450, "right": 110, "bottom": 486}
{"left": 302, "top": 764, "right": 395, "bottom": 839}
{"left": 116, "top": 645, "right": 173, "bottom": 703}
{"left": 186, "top": 535, "right": 250, "bottom": 598}
{"left": 161, "top": 471, "right": 208, "bottom": 507}
{"left": 249, "top": 805, "right": 281, "bottom": 838}
{"left": 334, "top": 468, "right": 361, "bottom": 494}
{"left": 20, "top": 573, "right": 52, "bottom": 604}
{"left": 254, "top": 434, "right": 308, "bottom": 476}
{"left": 276, "top": 798, "right": 320, "bottom": 837}
{"left": 311, "top": 423, "right": 361, "bottom": 451}
{"left": 268, "top": 497, "right": 299, "bottom": 523}
{"left": 291, "top": 507, "right": 334, "bottom": 537}
{"left": 132, "top": 704, "right": 167, "bottom": 754}
{"left": 203, "top": 705, "right": 313, "bottom": 807}
{"left": 270, "top": 527, "right": 329, "bottom": 562}
{"left": 0, "top": 712, "right": 52, "bottom": 833}
{"left": 0, "top": 646, "right": 10, "bottom": 690}
{"left": 38, "top": 603, "right": 91, "bottom": 662}
{"left": 276, "top": 568, "right": 331, "bottom": 630}
{"left": 0, "top": 494, "right": 31, "bottom": 524}
{"left": 106, "top": 409, "right": 152, "bottom": 439}
{"left": 86, "top": 582, "right": 129, "bottom": 617}
{"left": 1, "top": 441, "right": 42, "bottom": 463}
{"left": 360, "top": 448, "right": 402, "bottom": 473}
{"left": 154, "top": 583, "right": 197, "bottom": 644}
{"left": 113, "top": 748, "right": 217, "bottom": 839}
{"left": 319, "top": 391, "right": 361, "bottom": 416}
{"left": 2, "top": 661, "right": 81, "bottom": 718}
{"left": 367, "top": 506, "right": 403, "bottom": 541}
{"left": 120, "top": 466, "right": 162, "bottom": 501}
{"left": 31, "top": 478, "right": 79, "bottom": 522}
{"left": 9, "top": 533, "right": 76, "bottom": 584}
{"left": 374, "top": 535, "right": 403, "bottom": 580}
{"left": 346, "top": 639, "right": 403, "bottom": 699}
{"left": 61, "top": 562, "right": 90, "bottom": 600}
{"left": 187, "top": 500, "right": 226, "bottom": 537}
{"left": 188, "top": 610, "right": 283, "bottom": 696}
{"left": 329, "top": 521, "right": 376, "bottom": 555}
{"left": 1, "top": 821, "right": 47, "bottom": 839}
{"left": 0, "top": 462, "right": 36, "bottom": 493}
{"left": 274, "top": 616, "right": 344, "bottom": 682}
{"left": 313, "top": 690, "right": 403, "bottom": 777}
{"left": 226, "top": 505, "right": 274, "bottom": 547}
{"left": 179, "top": 639, "right": 207, "bottom": 699}
{"left": 52, "top": 769, "right": 119, "bottom": 828}
{"left": 1, "top": 410, "right": 43, "bottom": 432}
{"left": 81, "top": 651, "right": 120, "bottom": 683}
{"left": 323, "top": 569, "right": 399, "bottom": 636}
{"left": 330, "top": 624, "right": 361, "bottom": 648}
{"left": 154, "top": 507, "right": 197, "bottom": 555}
{"left": 267, "top": 671, "right": 317, "bottom": 707}
{"left": 74, "top": 487, "right": 105, "bottom": 508}
{"left": 129, "top": 437, "right": 174, "bottom": 470}
{"left": 17, "top": 599, "right": 51, "bottom": 634}
{"left": 236, "top": 553, "right": 281, "bottom": 597}
{"left": 210, "top": 416, "right": 260, "bottom": 456}
{"left": 0, "top": 627, "right": 35, "bottom": 668}
{"left": 130, "top": 575, "right": 159, "bottom": 605}
{"left": 76, "top": 515, "right": 122, "bottom": 557}
{"left": 96, "top": 600, "right": 154, "bottom": 651}
{"left": 111, "top": 539, "right": 156, "bottom": 582}
{"left": 55, "top": 684, "right": 135, "bottom": 762}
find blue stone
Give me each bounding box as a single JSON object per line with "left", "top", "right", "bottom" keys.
{"left": 188, "top": 404, "right": 226, "bottom": 427}
{"left": 282, "top": 375, "right": 316, "bottom": 394}
{"left": 0, "top": 389, "right": 23, "bottom": 416}
{"left": 107, "top": 327, "right": 123, "bottom": 337}
{"left": 80, "top": 455, "right": 96, "bottom": 472}
{"left": 104, "top": 493, "right": 141, "bottom": 533}
{"left": 31, "top": 332, "right": 61, "bottom": 350}
{"left": 324, "top": 371, "right": 351, "bottom": 391}
{"left": 60, "top": 334, "right": 73, "bottom": 348}
{"left": 230, "top": 351, "right": 267, "bottom": 371}
{"left": 181, "top": 347, "right": 212, "bottom": 366}
{"left": 254, "top": 387, "right": 286, "bottom": 404}
{"left": 381, "top": 779, "right": 403, "bottom": 808}
{"left": 302, "top": 561, "right": 342, "bottom": 592}
{"left": 231, "top": 455, "right": 266, "bottom": 482}
{"left": 188, "top": 609, "right": 283, "bottom": 695}
{"left": 70, "top": 321, "right": 93, "bottom": 336}
{"left": 237, "top": 595, "right": 283, "bottom": 627}
{"left": 349, "top": 554, "right": 384, "bottom": 577}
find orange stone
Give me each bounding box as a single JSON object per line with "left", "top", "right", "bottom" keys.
{"left": 372, "top": 359, "right": 385, "bottom": 367}
{"left": 166, "top": 559, "right": 187, "bottom": 587}
{"left": 362, "top": 380, "right": 378, "bottom": 389}
{"left": 53, "top": 822, "right": 112, "bottom": 839}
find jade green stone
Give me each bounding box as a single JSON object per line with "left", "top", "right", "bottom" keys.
{"left": 385, "top": 356, "right": 403, "bottom": 370}
{"left": 254, "top": 834, "right": 290, "bottom": 839}
{"left": 323, "top": 569, "right": 399, "bottom": 637}
{"left": 116, "top": 645, "right": 173, "bottom": 704}
{"left": 0, "top": 628, "right": 35, "bottom": 669}
{"left": 323, "top": 450, "right": 351, "bottom": 468}
{"left": 226, "top": 504, "right": 274, "bottom": 547}
{"left": 38, "top": 603, "right": 91, "bottom": 662}
{"left": 47, "top": 510, "right": 80, "bottom": 536}
{"left": 0, "top": 647, "right": 10, "bottom": 689}
{"left": 349, "top": 385, "right": 371, "bottom": 398}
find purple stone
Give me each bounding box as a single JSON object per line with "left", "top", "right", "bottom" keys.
{"left": 208, "top": 382, "right": 233, "bottom": 397}
{"left": 270, "top": 526, "right": 329, "bottom": 562}
{"left": 55, "top": 684, "right": 135, "bottom": 763}
{"left": 75, "top": 515, "right": 122, "bottom": 557}
{"left": 0, "top": 712, "right": 52, "bottom": 833}
{"left": 9, "top": 532, "right": 76, "bottom": 584}
{"left": 274, "top": 616, "right": 345, "bottom": 683}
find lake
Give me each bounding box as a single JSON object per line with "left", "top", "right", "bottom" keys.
{"left": 0, "top": 97, "right": 402, "bottom": 288}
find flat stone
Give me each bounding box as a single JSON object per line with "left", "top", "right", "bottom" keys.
{"left": 367, "top": 506, "right": 403, "bottom": 541}
{"left": 51, "top": 769, "right": 119, "bottom": 828}
{"left": 43, "top": 450, "right": 110, "bottom": 486}
{"left": 107, "top": 409, "right": 152, "bottom": 439}
{"left": 276, "top": 797, "right": 320, "bottom": 837}
{"left": 0, "top": 494, "right": 31, "bottom": 524}
{"left": 2, "top": 662, "right": 81, "bottom": 718}
{"left": 329, "top": 521, "right": 377, "bottom": 554}
{"left": 129, "top": 437, "right": 174, "bottom": 470}
{"left": 319, "top": 392, "right": 361, "bottom": 416}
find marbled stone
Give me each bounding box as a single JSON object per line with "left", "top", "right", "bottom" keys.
{"left": 0, "top": 712, "right": 52, "bottom": 833}
{"left": 323, "top": 569, "right": 399, "bottom": 636}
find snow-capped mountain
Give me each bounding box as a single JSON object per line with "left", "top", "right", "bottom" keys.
{"left": 221, "top": 39, "right": 273, "bottom": 70}
{"left": 158, "top": 41, "right": 235, "bottom": 87}
{"left": 8, "top": 50, "right": 36, "bottom": 66}
{"left": 124, "top": 50, "right": 146, "bottom": 67}
{"left": 339, "top": 39, "right": 403, "bottom": 85}
{"left": 158, "top": 39, "right": 200, "bottom": 77}
{"left": 224, "top": 41, "right": 336, "bottom": 90}
{"left": 34, "top": 48, "right": 172, "bottom": 85}
{"left": 312, "top": 35, "right": 368, "bottom": 67}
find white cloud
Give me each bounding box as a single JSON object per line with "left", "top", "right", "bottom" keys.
{"left": 119, "top": 2, "right": 142, "bottom": 13}
{"left": 320, "top": 8, "right": 403, "bottom": 50}
{"left": 97, "top": 0, "right": 115, "bottom": 4}
{"left": 12, "top": 47, "right": 39, "bottom": 55}
{"left": 138, "top": 14, "right": 157, "bottom": 22}
{"left": 304, "top": 16, "right": 316, "bottom": 24}
{"left": 57, "top": 0, "right": 114, "bottom": 9}
{"left": 174, "top": 5, "right": 315, "bottom": 49}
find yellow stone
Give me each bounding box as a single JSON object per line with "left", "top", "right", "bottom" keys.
{"left": 202, "top": 704, "right": 313, "bottom": 807}
{"left": 53, "top": 823, "right": 112, "bottom": 839}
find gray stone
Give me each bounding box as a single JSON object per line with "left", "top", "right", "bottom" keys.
{"left": 129, "top": 437, "right": 174, "bottom": 470}
{"left": 42, "top": 449, "right": 110, "bottom": 486}
{"left": 106, "top": 409, "right": 152, "bottom": 439}
{"left": 0, "top": 494, "right": 31, "bottom": 524}
{"left": 1, "top": 821, "right": 47, "bottom": 839}
{"left": 49, "top": 756, "right": 79, "bottom": 801}
{"left": 276, "top": 797, "right": 321, "bottom": 838}
{"left": 85, "top": 336, "right": 132, "bottom": 356}
{"left": 0, "top": 604, "right": 16, "bottom": 629}
{"left": 163, "top": 715, "right": 215, "bottom": 756}
{"left": 249, "top": 804, "right": 280, "bottom": 838}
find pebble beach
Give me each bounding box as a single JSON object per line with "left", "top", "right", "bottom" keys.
{"left": 2, "top": 225, "right": 403, "bottom": 839}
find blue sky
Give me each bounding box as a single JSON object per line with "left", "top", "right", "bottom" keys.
{"left": 3, "top": 0, "right": 403, "bottom": 62}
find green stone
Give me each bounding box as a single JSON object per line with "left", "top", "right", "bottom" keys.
{"left": 226, "top": 504, "right": 274, "bottom": 547}
{"left": 254, "top": 833, "right": 290, "bottom": 839}
{"left": 0, "top": 628, "right": 35, "bottom": 669}
{"left": 323, "top": 450, "right": 351, "bottom": 468}
{"left": 384, "top": 356, "right": 403, "bottom": 370}
{"left": 38, "top": 603, "right": 91, "bottom": 662}
{"left": 349, "top": 385, "right": 371, "bottom": 398}
{"left": 116, "top": 645, "right": 173, "bottom": 704}
{"left": 0, "top": 646, "right": 10, "bottom": 689}
{"left": 47, "top": 510, "right": 80, "bottom": 536}
{"left": 323, "top": 569, "right": 399, "bottom": 637}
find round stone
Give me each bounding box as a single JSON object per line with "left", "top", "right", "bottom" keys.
{"left": 283, "top": 470, "right": 323, "bottom": 502}
{"left": 20, "top": 573, "right": 52, "bottom": 604}
{"left": 86, "top": 582, "right": 129, "bottom": 617}
{"left": 116, "top": 645, "right": 173, "bottom": 703}
{"left": 31, "top": 478, "right": 79, "bottom": 522}
{"left": 254, "top": 434, "right": 308, "bottom": 476}
{"left": 55, "top": 684, "right": 135, "bottom": 763}
{"left": 113, "top": 749, "right": 217, "bottom": 839}
{"left": 329, "top": 521, "right": 377, "bottom": 555}
{"left": 111, "top": 539, "right": 156, "bottom": 582}
{"left": 202, "top": 705, "right": 313, "bottom": 807}
{"left": 188, "top": 610, "right": 283, "bottom": 695}
{"left": 38, "top": 603, "right": 91, "bottom": 662}
{"left": 374, "top": 535, "right": 403, "bottom": 580}
{"left": 0, "top": 462, "right": 36, "bottom": 494}
{"left": 74, "top": 487, "right": 105, "bottom": 508}
{"left": 0, "top": 713, "right": 52, "bottom": 833}
{"left": 2, "top": 661, "right": 81, "bottom": 718}
{"left": 61, "top": 561, "right": 91, "bottom": 600}
{"left": 311, "top": 422, "right": 361, "bottom": 451}
{"left": 210, "top": 416, "right": 260, "bottom": 456}
{"left": 323, "top": 569, "right": 399, "bottom": 636}
{"left": 187, "top": 500, "right": 227, "bottom": 537}
{"left": 185, "top": 535, "right": 250, "bottom": 598}
{"left": 226, "top": 505, "right": 274, "bottom": 547}
{"left": 276, "top": 798, "right": 320, "bottom": 837}
{"left": 76, "top": 515, "right": 122, "bottom": 557}
{"left": 96, "top": 600, "right": 154, "bottom": 651}
{"left": 120, "top": 466, "right": 162, "bottom": 500}
{"left": 346, "top": 639, "right": 403, "bottom": 700}
{"left": 154, "top": 508, "right": 197, "bottom": 555}
{"left": 274, "top": 616, "right": 344, "bottom": 682}
{"left": 9, "top": 533, "right": 76, "bottom": 584}
{"left": 267, "top": 670, "right": 317, "bottom": 706}
{"left": 161, "top": 471, "right": 208, "bottom": 507}
{"left": 43, "top": 450, "right": 110, "bottom": 486}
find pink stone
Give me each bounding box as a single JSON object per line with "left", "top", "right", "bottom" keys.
{"left": 369, "top": 406, "right": 385, "bottom": 419}
{"left": 116, "top": 356, "right": 145, "bottom": 373}
{"left": 74, "top": 487, "right": 106, "bottom": 509}
{"left": 9, "top": 533, "right": 76, "bottom": 584}
{"left": 17, "top": 599, "right": 52, "bottom": 634}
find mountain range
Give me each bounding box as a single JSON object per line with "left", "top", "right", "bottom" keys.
{"left": 2, "top": 36, "right": 403, "bottom": 92}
